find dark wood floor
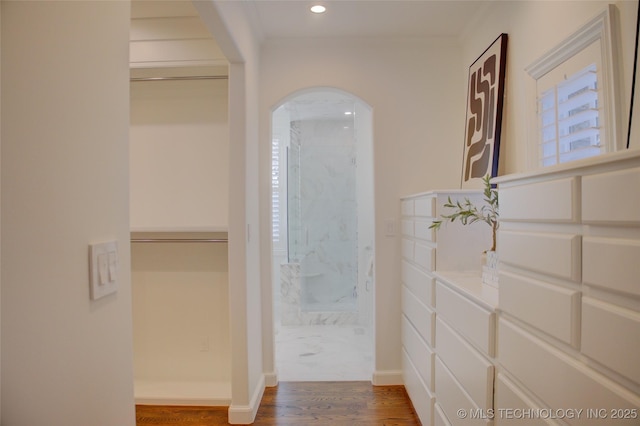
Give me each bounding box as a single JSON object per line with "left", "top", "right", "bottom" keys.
{"left": 136, "top": 381, "right": 421, "bottom": 425}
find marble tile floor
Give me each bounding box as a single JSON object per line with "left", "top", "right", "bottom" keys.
{"left": 275, "top": 324, "right": 373, "bottom": 381}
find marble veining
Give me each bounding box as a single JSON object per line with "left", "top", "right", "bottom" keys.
{"left": 275, "top": 324, "right": 373, "bottom": 381}
{"left": 280, "top": 263, "right": 359, "bottom": 325}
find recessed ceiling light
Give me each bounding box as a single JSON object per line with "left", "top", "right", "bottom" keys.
{"left": 344, "top": 111, "right": 353, "bottom": 115}
{"left": 310, "top": 5, "right": 326, "bottom": 14}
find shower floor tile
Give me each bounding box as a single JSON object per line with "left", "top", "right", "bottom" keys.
{"left": 275, "top": 324, "right": 373, "bottom": 381}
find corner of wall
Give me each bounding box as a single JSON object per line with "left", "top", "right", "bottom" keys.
{"left": 228, "top": 374, "right": 265, "bottom": 424}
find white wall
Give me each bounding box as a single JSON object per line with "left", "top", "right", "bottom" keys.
{"left": 1, "top": 1, "right": 135, "bottom": 425}
{"left": 259, "top": 37, "right": 464, "bottom": 382}
{"left": 131, "top": 241, "right": 230, "bottom": 385}
{"left": 129, "top": 77, "right": 229, "bottom": 230}
{"left": 194, "top": 1, "right": 266, "bottom": 423}
{"left": 461, "top": 1, "right": 640, "bottom": 175}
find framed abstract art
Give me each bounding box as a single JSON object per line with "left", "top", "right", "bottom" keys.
{"left": 461, "top": 33, "right": 508, "bottom": 188}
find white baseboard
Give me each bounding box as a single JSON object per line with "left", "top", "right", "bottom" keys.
{"left": 264, "top": 371, "right": 278, "bottom": 387}
{"left": 372, "top": 369, "right": 404, "bottom": 385}
{"left": 134, "top": 380, "right": 231, "bottom": 406}
{"left": 228, "top": 374, "right": 266, "bottom": 424}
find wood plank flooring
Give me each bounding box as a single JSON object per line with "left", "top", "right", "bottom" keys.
{"left": 136, "top": 381, "right": 421, "bottom": 425}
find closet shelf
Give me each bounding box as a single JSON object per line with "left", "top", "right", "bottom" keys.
{"left": 131, "top": 229, "right": 228, "bottom": 243}
{"left": 130, "top": 226, "right": 228, "bottom": 233}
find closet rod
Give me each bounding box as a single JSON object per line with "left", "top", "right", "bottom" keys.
{"left": 130, "top": 75, "right": 228, "bottom": 82}
{"left": 131, "top": 238, "right": 228, "bottom": 243}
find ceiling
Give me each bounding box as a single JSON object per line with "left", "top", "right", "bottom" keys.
{"left": 246, "top": 0, "right": 492, "bottom": 40}
{"left": 132, "top": 0, "right": 493, "bottom": 40}
{"left": 131, "top": 0, "right": 492, "bottom": 119}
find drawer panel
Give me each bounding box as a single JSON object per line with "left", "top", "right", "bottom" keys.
{"left": 500, "top": 177, "right": 578, "bottom": 222}
{"left": 583, "top": 237, "right": 640, "bottom": 297}
{"left": 434, "top": 403, "right": 452, "bottom": 426}
{"left": 401, "top": 219, "right": 414, "bottom": 237}
{"left": 402, "top": 285, "right": 435, "bottom": 346}
{"left": 582, "top": 166, "right": 640, "bottom": 224}
{"left": 495, "top": 373, "right": 556, "bottom": 425}
{"left": 436, "top": 318, "right": 494, "bottom": 409}
{"left": 499, "top": 231, "right": 581, "bottom": 282}
{"left": 414, "top": 196, "right": 436, "bottom": 217}
{"left": 582, "top": 297, "right": 640, "bottom": 384}
{"left": 401, "top": 260, "right": 435, "bottom": 308}
{"left": 436, "top": 282, "right": 495, "bottom": 356}
{"left": 499, "top": 319, "right": 640, "bottom": 425}
{"left": 414, "top": 242, "right": 435, "bottom": 272}
{"left": 403, "top": 349, "right": 435, "bottom": 425}
{"left": 402, "top": 315, "right": 435, "bottom": 391}
{"left": 500, "top": 271, "right": 580, "bottom": 346}
{"left": 435, "top": 356, "right": 491, "bottom": 426}
{"left": 415, "top": 219, "right": 436, "bottom": 242}
{"left": 401, "top": 239, "right": 414, "bottom": 262}
{"left": 401, "top": 199, "right": 415, "bottom": 217}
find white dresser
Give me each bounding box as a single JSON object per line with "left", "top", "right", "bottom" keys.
{"left": 400, "top": 190, "right": 494, "bottom": 425}
{"left": 495, "top": 150, "right": 640, "bottom": 425}
{"left": 401, "top": 149, "right": 640, "bottom": 425}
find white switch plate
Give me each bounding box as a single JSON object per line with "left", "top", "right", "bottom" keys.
{"left": 385, "top": 218, "right": 396, "bottom": 236}
{"left": 89, "top": 240, "right": 118, "bottom": 300}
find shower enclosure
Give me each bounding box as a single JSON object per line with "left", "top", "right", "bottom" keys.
{"left": 287, "top": 120, "right": 358, "bottom": 315}
{"left": 274, "top": 90, "right": 373, "bottom": 327}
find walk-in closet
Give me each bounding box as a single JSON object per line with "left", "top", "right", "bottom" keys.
{"left": 129, "top": 0, "right": 230, "bottom": 406}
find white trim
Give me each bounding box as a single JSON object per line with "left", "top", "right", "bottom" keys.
{"left": 372, "top": 369, "right": 404, "bottom": 386}
{"left": 525, "top": 5, "right": 623, "bottom": 170}
{"left": 228, "top": 374, "right": 266, "bottom": 424}
{"left": 264, "top": 372, "right": 278, "bottom": 387}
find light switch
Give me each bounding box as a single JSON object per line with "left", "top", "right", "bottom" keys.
{"left": 98, "top": 253, "right": 109, "bottom": 285}
{"left": 108, "top": 251, "right": 117, "bottom": 281}
{"left": 89, "top": 240, "right": 118, "bottom": 300}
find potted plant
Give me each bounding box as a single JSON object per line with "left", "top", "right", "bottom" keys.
{"left": 429, "top": 174, "right": 499, "bottom": 286}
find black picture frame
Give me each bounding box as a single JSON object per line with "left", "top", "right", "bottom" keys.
{"left": 461, "top": 33, "right": 508, "bottom": 188}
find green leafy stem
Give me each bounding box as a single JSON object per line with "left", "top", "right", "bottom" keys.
{"left": 429, "top": 174, "right": 499, "bottom": 252}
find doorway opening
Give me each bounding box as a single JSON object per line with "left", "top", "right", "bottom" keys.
{"left": 271, "top": 88, "right": 374, "bottom": 381}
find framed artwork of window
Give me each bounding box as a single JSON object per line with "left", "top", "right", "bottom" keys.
{"left": 526, "top": 5, "right": 622, "bottom": 169}
{"left": 461, "top": 33, "right": 508, "bottom": 189}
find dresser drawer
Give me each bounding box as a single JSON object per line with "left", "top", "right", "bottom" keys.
{"left": 414, "top": 196, "right": 436, "bottom": 217}
{"left": 403, "top": 349, "right": 435, "bottom": 425}
{"left": 402, "top": 284, "right": 435, "bottom": 346}
{"left": 401, "top": 199, "right": 415, "bottom": 217}
{"left": 583, "top": 237, "right": 640, "bottom": 297}
{"left": 582, "top": 166, "right": 640, "bottom": 224}
{"left": 495, "top": 373, "right": 558, "bottom": 425}
{"left": 582, "top": 297, "right": 640, "bottom": 385}
{"left": 500, "top": 177, "right": 578, "bottom": 223}
{"left": 436, "top": 281, "right": 496, "bottom": 356}
{"left": 499, "top": 319, "right": 640, "bottom": 425}
{"left": 499, "top": 231, "right": 581, "bottom": 282}
{"left": 435, "top": 356, "right": 491, "bottom": 426}
{"left": 415, "top": 219, "right": 436, "bottom": 242}
{"left": 434, "top": 403, "right": 452, "bottom": 426}
{"left": 403, "top": 315, "right": 435, "bottom": 391}
{"left": 401, "top": 219, "right": 414, "bottom": 237}
{"left": 414, "top": 242, "right": 435, "bottom": 272}
{"left": 500, "top": 271, "right": 580, "bottom": 347}
{"left": 436, "top": 317, "right": 493, "bottom": 409}
{"left": 401, "top": 260, "right": 434, "bottom": 308}
{"left": 401, "top": 238, "right": 414, "bottom": 262}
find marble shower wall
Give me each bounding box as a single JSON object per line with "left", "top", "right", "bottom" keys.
{"left": 283, "top": 118, "right": 359, "bottom": 324}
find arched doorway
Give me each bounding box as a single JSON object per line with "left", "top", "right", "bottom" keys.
{"left": 270, "top": 88, "right": 375, "bottom": 381}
